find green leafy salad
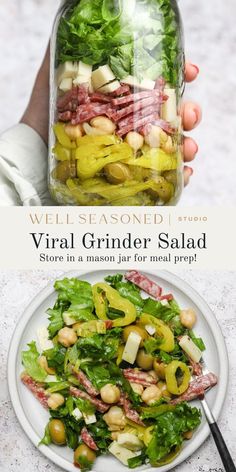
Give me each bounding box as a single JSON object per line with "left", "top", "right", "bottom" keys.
{"left": 21, "top": 272, "right": 216, "bottom": 470}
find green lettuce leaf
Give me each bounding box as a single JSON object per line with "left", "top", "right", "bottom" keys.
{"left": 47, "top": 307, "right": 64, "bottom": 339}
{"left": 22, "top": 341, "right": 47, "bottom": 382}
{"left": 77, "top": 328, "right": 122, "bottom": 361}
{"left": 146, "top": 402, "right": 201, "bottom": 464}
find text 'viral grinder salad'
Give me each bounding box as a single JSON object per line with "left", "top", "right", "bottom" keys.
{"left": 49, "top": 0, "right": 184, "bottom": 206}
{"left": 21, "top": 272, "right": 218, "bottom": 470}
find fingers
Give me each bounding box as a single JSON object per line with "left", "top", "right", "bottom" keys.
{"left": 183, "top": 137, "right": 198, "bottom": 162}
{"left": 185, "top": 62, "right": 199, "bottom": 83}
{"left": 184, "top": 166, "right": 193, "bottom": 186}
{"left": 182, "top": 102, "right": 202, "bottom": 131}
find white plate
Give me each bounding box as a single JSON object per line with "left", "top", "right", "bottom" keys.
{"left": 7, "top": 270, "right": 229, "bottom": 472}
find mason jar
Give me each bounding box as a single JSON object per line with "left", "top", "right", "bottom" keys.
{"left": 49, "top": 0, "right": 184, "bottom": 206}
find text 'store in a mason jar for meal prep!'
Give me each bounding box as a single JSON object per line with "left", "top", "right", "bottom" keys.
{"left": 49, "top": 0, "right": 184, "bottom": 206}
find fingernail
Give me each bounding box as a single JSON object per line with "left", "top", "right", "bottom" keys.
{"left": 190, "top": 64, "right": 199, "bottom": 74}
{"left": 190, "top": 108, "right": 199, "bottom": 126}
{"left": 193, "top": 142, "right": 199, "bottom": 155}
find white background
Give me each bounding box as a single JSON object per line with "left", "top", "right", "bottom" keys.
{"left": 0, "top": 270, "right": 235, "bottom": 472}
{"left": 0, "top": 0, "right": 236, "bottom": 205}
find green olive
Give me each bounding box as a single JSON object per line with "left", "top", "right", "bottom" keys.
{"left": 104, "top": 162, "right": 132, "bottom": 184}
{"left": 136, "top": 349, "right": 154, "bottom": 370}
{"left": 153, "top": 359, "right": 166, "bottom": 379}
{"left": 163, "top": 170, "right": 177, "bottom": 186}
{"left": 74, "top": 444, "right": 96, "bottom": 467}
{"left": 48, "top": 419, "right": 66, "bottom": 445}
{"left": 123, "top": 325, "right": 148, "bottom": 348}
{"left": 52, "top": 160, "right": 77, "bottom": 183}
{"left": 148, "top": 176, "right": 174, "bottom": 203}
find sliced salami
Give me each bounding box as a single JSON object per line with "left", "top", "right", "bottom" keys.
{"left": 74, "top": 369, "right": 99, "bottom": 397}
{"left": 122, "top": 396, "right": 145, "bottom": 426}
{"left": 21, "top": 373, "right": 49, "bottom": 409}
{"left": 89, "top": 92, "right": 113, "bottom": 103}
{"left": 112, "top": 97, "right": 158, "bottom": 123}
{"left": 141, "top": 119, "right": 176, "bottom": 136}
{"left": 170, "top": 373, "right": 218, "bottom": 405}
{"left": 125, "top": 271, "right": 162, "bottom": 298}
{"left": 123, "top": 369, "right": 157, "bottom": 387}
{"left": 71, "top": 103, "right": 113, "bottom": 125}
{"left": 110, "top": 84, "right": 131, "bottom": 97}
{"left": 117, "top": 113, "right": 159, "bottom": 137}
{"left": 81, "top": 427, "right": 98, "bottom": 451}
{"left": 70, "top": 386, "right": 109, "bottom": 413}
{"left": 58, "top": 111, "right": 72, "bottom": 122}
{"left": 111, "top": 90, "right": 166, "bottom": 107}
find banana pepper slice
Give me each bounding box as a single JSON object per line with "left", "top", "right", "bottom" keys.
{"left": 139, "top": 313, "right": 175, "bottom": 352}
{"left": 127, "top": 148, "right": 177, "bottom": 172}
{"left": 92, "top": 283, "right": 137, "bottom": 327}
{"left": 53, "top": 123, "right": 76, "bottom": 149}
{"left": 165, "top": 360, "right": 191, "bottom": 395}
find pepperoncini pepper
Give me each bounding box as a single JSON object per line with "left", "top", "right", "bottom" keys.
{"left": 53, "top": 123, "right": 76, "bottom": 149}
{"left": 165, "top": 360, "right": 191, "bottom": 395}
{"left": 139, "top": 314, "right": 175, "bottom": 352}
{"left": 92, "top": 283, "right": 137, "bottom": 327}
{"left": 126, "top": 148, "right": 178, "bottom": 172}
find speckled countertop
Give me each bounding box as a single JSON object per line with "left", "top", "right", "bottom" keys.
{"left": 0, "top": 270, "right": 235, "bottom": 472}
{"left": 0, "top": 0, "right": 236, "bottom": 205}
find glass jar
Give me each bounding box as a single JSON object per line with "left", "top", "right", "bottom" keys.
{"left": 49, "top": 0, "right": 184, "bottom": 206}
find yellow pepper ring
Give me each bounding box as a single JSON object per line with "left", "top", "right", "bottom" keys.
{"left": 139, "top": 314, "right": 175, "bottom": 352}
{"left": 92, "top": 283, "right": 137, "bottom": 327}
{"left": 165, "top": 360, "right": 191, "bottom": 395}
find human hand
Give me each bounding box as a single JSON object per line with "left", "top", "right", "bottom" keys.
{"left": 182, "top": 63, "right": 202, "bottom": 185}
{"left": 21, "top": 47, "right": 202, "bottom": 187}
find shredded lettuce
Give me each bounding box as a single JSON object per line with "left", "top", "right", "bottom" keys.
{"left": 56, "top": 0, "right": 183, "bottom": 87}
{"left": 77, "top": 328, "right": 122, "bottom": 361}
{"left": 22, "top": 341, "right": 47, "bottom": 382}
{"left": 146, "top": 403, "right": 201, "bottom": 464}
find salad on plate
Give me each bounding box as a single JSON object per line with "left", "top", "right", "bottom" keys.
{"left": 21, "top": 271, "right": 218, "bottom": 470}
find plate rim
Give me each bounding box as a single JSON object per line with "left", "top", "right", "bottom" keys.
{"left": 7, "top": 269, "right": 229, "bottom": 472}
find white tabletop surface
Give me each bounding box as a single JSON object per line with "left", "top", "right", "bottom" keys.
{"left": 0, "top": 0, "right": 236, "bottom": 205}
{"left": 0, "top": 269, "right": 235, "bottom": 472}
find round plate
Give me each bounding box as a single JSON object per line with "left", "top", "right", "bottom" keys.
{"left": 7, "top": 270, "right": 229, "bottom": 472}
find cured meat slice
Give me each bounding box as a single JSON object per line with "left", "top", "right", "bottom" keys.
{"left": 57, "top": 87, "right": 79, "bottom": 111}
{"left": 117, "top": 113, "right": 159, "bottom": 137}
{"left": 89, "top": 92, "right": 113, "bottom": 103}
{"left": 81, "top": 427, "right": 98, "bottom": 451}
{"left": 58, "top": 111, "right": 72, "bottom": 122}
{"left": 188, "top": 358, "right": 203, "bottom": 377}
{"left": 71, "top": 103, "right": 113, "bottom": 125}
{"left": 122, "top": 395, "right": 145, "bottom": 426}
{"left": 105, "top": 320, "right": 113, "bottom": 329}
{"left": 141, "top": 119, "right": 176, "bottom": 136}
{"left": 111, "top": 90, "right": 166, "bottom": 107}
{"left": 70, "top": 386, "right": 109, "bottom": 413}
{"left": 159, "top": 294, "right": 174, "bottom": 302}
{"left": 21, "top": 373, "right": 49, "bottom": 409}
{"left": 170, "top": 373, "right": 218, "bottom": 405}
{"left": 110, "top": 84, "right": 131, "bottom": 96}
{"left": 125, "top": 271, "right": 162, "bottom": 298}
{"left": 74, "top": 369, "right": 99, "bottom": 397}
{"left": 117, "top": 105, "right": 157, "bottom": 129}
{"left": 112, "top": 97, "right": 157, "bottom": 123}
{"left": 123, "top": 369, "right": 157, "bottom": 387}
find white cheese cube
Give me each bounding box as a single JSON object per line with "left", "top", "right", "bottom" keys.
{"left": 109, "top": 441, "right": 137, "bottom": 465}
{"left": 161, "top": 299, "right": 169, "bottom": 306}
{"left": 98, "top": 80, "right": 120, "bottom": 94}
{"left": 59, "top": 78, "right": 73, "bottom": 93}
{"left": 122, "top": 75, "right": 155, "bottom": 90}
{"left": 117, "top": 433, "right": 143, "bottom": 452}
{"left": 57, "top": 61, "right": 78, "bottom": 84}
{"left": 73, "top": 75, "right": 90, "bottom": 86}
{"left": 37, "top": 326, "right": 54, "bottom": 352}
{"left": 161, "top": 88, "right": 177, "bottom": 123}
{"left": 179, "top": 335, "right": 202, "bottom": 363}
{"left": 83, "top": 413, "right": 96, "bottom": 425}
{"left": 92, "top": 65, "right": 116, "bottom": 90}
{"left": 122, "top": 332, "right": 142, "bottom": 364}
{"left": 78, "top": 61, "right": 92, "bottom": 78}
{"left": 145, "top": 324, "right": 156, "bottom": 336}
{"left": 63, "top": 312, "right": 76, "bottom": 326}
{"left": 72, "top": 408, "right": 83, "bottom": 421}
